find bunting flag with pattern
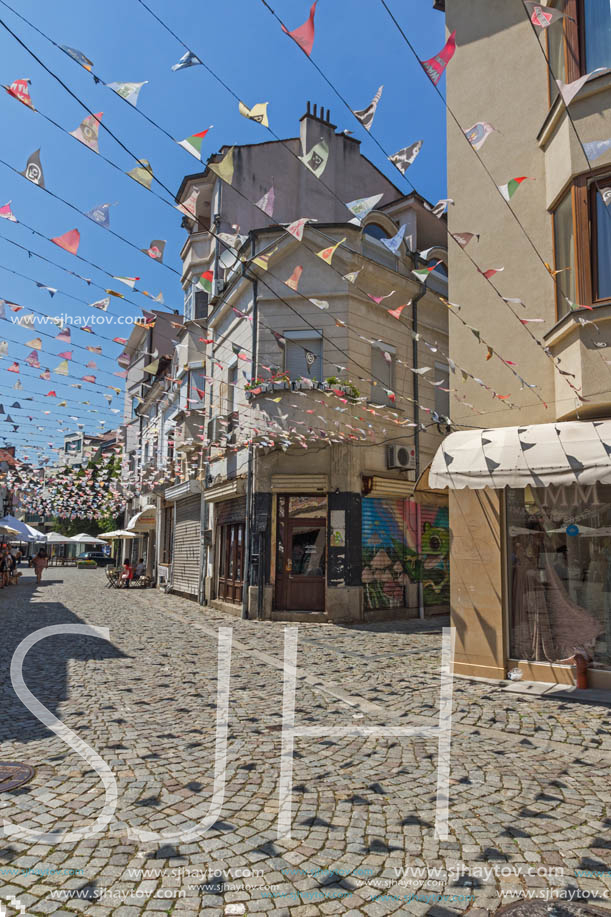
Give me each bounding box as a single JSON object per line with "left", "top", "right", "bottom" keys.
{"left": 171, "top": 51, "right": 202, "bottom": 71}
{"left": 389, "top": 141, "right": 422, "bottom": 174}
{"left": 465, "top": 121, "right": 498, "bottom": 151}
{"left": 523, "top": 1, "right": 573, "bottom": 27}
{"left": 346, "top": 193, "right": 384, "bottom": 221}
{"left": 299, "top": 139, "right": 329, "bottom": 178}
{"left": 61, "top": 46, "right": 94, "bottom": 71}
{"left": 239, "top": 101, "right": 269, "bottom": 127}
{"left": 70, "top": 113, "right": 103, "bottom": 152}
{"left": 21, "top": 149, "right": 45, "bottom": 187}
{"left": 420, "top": 31, "right": 456, "bottom": 85}
{"left": 353, "top": 85, "right": 383, "bottom": 131}
{"left": 86, "top": 202, "right": 114, "bottom": 228}
{"left": 142, "top": 239, "right": 166, "bottom": 261}
{"left": 5, "top": 78, "right": 35, "bottom": 110}
{"left": 0, "top": 201, "right": 17, "bottom": 222}
{"left": 256, "top": 185, "right": 275, "bottom": 217}
{"left": 127, "top": 159, "right": 153, "bottom": 189}
{"left": 106, "top": 81, "right": 148, "bottom": 106}
{"left": 316, "top": 237, "right": 345, "bottom": 265}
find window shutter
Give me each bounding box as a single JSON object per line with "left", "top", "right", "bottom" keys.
{"left": 285, "top": 338, "right": 322, "bottom": 379}
{"left": 194, "top": 290, "right": 209, "bottom": 320}
{"left": 371, "top": 346, "right": 392, "bottom": 402}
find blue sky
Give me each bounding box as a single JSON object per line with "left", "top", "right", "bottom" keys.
{"left": 0, "top": 0, "right": 446, "bottom": 463}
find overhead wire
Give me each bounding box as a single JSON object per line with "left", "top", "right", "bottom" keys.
{"left": 0, "top": 0, "right": 545, "bottom": 455}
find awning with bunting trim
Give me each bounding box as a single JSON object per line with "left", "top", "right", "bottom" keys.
{"left": 429, "top": 421, "right": 611, "bottom": 490}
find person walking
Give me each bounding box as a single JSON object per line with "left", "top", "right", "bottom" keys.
{"left": 32, "top": 548, "right": 48, "bottom": 585}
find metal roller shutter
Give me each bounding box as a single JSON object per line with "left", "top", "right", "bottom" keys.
{"left": 216, "top": 496, "right": 246, "bottom": 526}
{"left": 362, "top": 497, "right": 420, "bottom": 611}
{"left": 171, "top": 495, "right": 201, "bottom": 597}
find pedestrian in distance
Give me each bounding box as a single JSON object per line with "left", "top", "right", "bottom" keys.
{"left": 0, "top": 547, "right": 7, "bottom": 588}
{"left": 32, "top": 548, "right": 48, "bottom": 585}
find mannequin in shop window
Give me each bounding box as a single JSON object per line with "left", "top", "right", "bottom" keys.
{"left": 512, "top": 532, "right": 556, "bottom": 662}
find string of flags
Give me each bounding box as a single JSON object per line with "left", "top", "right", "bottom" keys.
{"left": 0, "top": 0, "right": 605, "bottom": 484}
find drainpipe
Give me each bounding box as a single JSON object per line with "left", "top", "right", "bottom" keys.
{"left": 241, "top": 232, "right": 258, "bottom": 620}
{"left": 411, "top": 286, "right": 427, "bottom": 620}
{"left": 200, "top": 209, "right": 222, "bottom": 605}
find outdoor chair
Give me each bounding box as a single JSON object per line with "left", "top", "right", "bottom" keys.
{"left": 105, "top": 567, "right": 121, "bottom": 589}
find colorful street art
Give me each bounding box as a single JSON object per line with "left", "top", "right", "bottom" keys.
{"left": 361, "top": 498, "right": 450, "bottom": 610}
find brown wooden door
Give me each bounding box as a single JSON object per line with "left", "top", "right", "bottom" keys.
{"left": 217, "top": 522, "right": 245, "bottom": 603}
{"left": 276, "top": 517, "right": 326, "bottom": 611}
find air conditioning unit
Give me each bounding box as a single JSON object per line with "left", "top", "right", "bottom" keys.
{"left": 386, "top": 444, "right": 416, "bottom": 471}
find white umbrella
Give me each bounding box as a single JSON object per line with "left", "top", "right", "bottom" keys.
{"left": 99, "top": 530, "right": 137, "bottom": 539}
{"left": 0, "top": 515, "right": 45, "bottom": 541}
{"left": 46, "top": 532, "right": 75, "bottom": 544}
{"left": 0, "top": 523, "right": 21, "bottom": 536}
{"left": 71, "top": 533, "right": 107, "bottom": 545}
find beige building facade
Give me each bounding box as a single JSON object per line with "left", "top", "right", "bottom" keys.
{"left": 171, "top": 104, "right": 453, "bottom": 622}
{"left": 434, "top": 0, "right": 611, "bottom": 687}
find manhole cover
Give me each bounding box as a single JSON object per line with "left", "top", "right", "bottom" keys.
{"left": 0, "top": 762, "right": 35, "bottom": 792}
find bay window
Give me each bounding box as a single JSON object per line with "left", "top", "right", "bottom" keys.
{"left": 547, "top": 0, "right": 611, "bottom": 94}
{"left": 553, "top": 171, "right": 611, "bottom": 317}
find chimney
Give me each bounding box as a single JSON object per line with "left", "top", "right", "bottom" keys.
{"left": 299, "top": 101, "right": 337, "bottom": 156}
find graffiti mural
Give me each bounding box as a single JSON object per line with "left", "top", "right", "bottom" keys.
{"left": 361, "top": 498, "right": 449, "bottom": 610}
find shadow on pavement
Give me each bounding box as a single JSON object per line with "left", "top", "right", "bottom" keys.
{"left": 0, "top": 570, "right": 126, "bottom": 744}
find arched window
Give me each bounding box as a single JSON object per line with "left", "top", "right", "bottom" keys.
{"left": 363, "top": 223, "right": 390, "bottom": 241}
{"left": 427, "top": 258, "right": 448, "bottom": 278}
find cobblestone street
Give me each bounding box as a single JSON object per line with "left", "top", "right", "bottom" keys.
{"left": 1, "top": 569, "right": 610, "bottom": 916}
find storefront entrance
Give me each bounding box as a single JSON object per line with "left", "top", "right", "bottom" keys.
{"left": 217, "top": 522, "right": 245, "bottom": 603}
{"left": 275, "top": 495, "right": 327, "bottom": 611}
{"left": 215, "top": 496, "right": 247, "bottom": 605}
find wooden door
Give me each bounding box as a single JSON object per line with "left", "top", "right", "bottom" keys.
{"left": 276, "top": 497, "right": 326, "bottom": 611}
{"left": 217, "top": 522, "right": 245, "bottom": 603}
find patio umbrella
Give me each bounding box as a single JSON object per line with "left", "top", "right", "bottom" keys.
{"left": 0, "top": 515, "right": 45, "bottom": 541}
{"left": 46, "top": 532, "right": 75, "bottom": 544}
{"left": 71, "top": 533, "right": 107, "bottom": 545}
{"left": 99, "top": 530, "right": 137, "bottom": 540}
{"left": 0, "top": 523, "right": 21, "bottom": 536}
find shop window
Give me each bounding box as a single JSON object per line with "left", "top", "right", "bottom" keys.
{"left": 507, "top": 485, "right": 611, "bottom": 669}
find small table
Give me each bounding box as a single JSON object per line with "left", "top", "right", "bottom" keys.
{"left": 105, "top": 568, "right": 122, "bottom": 588}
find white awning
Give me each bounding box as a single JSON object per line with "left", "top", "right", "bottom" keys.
{"left": 127, "top": 506, "right": 156, "bottom": 531}
{"left": 429, "top": 421, "right": 611, "bottom": 490}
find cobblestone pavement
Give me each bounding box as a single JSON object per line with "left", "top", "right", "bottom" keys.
{"left": 1, "top": 569, "right": 610, "bottom": 916}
